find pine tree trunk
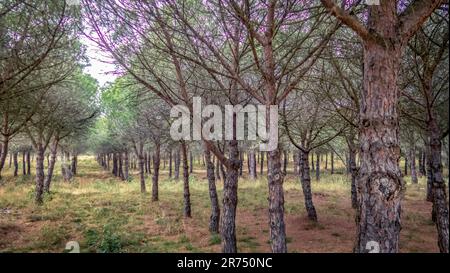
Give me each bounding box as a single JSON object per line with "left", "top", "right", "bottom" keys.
{"left": 427, "top": 117, "right": 449, "bottom": 253}
{"left": 169, "top": 149, "right": 172, "bottom": 178}
{"left": 189, "top": 150, "right": 193, "bottom": 174}
{"left": 410, "top": 145, "right": 418, "bottom": 184}
{"left": 35, "top": 145, "right": 45, "bottom": 204}
{"left": 249, "top": 151, "right": 257, "bottom": 180}
{"left": 0, "top": 137, "right": 9, "bottom": 179}
{"left": 181, "top": 142, "right": 191, "bottom": 217}
{"left": 267, "top": 148, "right": 287, "bottom": 253}
{"left": 152, "top": 144, "right": 160, "bottom": 202}
{"left": 404, "top": 154, "right": 408, "bottom": 176}
{"left": 174, "top": 147, "right": 180, "bottom": 180}
{"left": 355, "top": 24, "right": 404, "bottom": 252}
{"left": 283, "top": 150, "right": 288, "bottom": 175}
{"left": 260, "top": 151, "right": 264, "bottom": 175}
{"left": 215, "top": 155, "right": 221, "bottom": 180}
{"left": 348, "top": 139, "right": 358, "bottom": 209}
{"left": 331, "top": 151, "right": 334, "bottom": 174}
{"left": 124, "top": 151, "right": 129, "bottom": 181}
{"left": 44, "top": 138, "right": 58, "bottom": 193}
{"left": 13, "top": 152, "right": 18, "bottom": 176}
{"left": 204, "top": 147, "right": 220, "bottom": 233}
{"left": 220, "top": 140, "right": 239, "bottom": 253}
{"left": 22, "top": 151, "right": 26, "bottom": 175}
{"left": 138, "top": 153, "right": 146, "bottom": 193}
{"left": 299, "top": 150, "right": 317, "bottom": 221}
{"left": 26, "top": 151, "right": 31, "bottom": 175}
{"left": 315, "top": 151, "right": 320, "bottom": 181}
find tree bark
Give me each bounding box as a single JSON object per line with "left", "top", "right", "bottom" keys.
{"left": 44, "top": 138, "right": 59, "bottom": 193}
{"left": 283, "top": 150, "right": 288, "bottom": 175}
{"left": 169, "top": 149, "right": 172, "bottom": 178}
{"left": 410, "top": 145, "right": 418, "bottom": 184}
{"left": 22, "top": 151, "right": 26, "bottom": 176}
{"left": 355, "top": 22, "right": 404, "bottom": 252}
{"left": 189, "top": 150, "right": 193, "bottom": 174}
{"left": 0, "top": 137, "right": 9, "bottom": 179}
{"left": 267, "top": 147, "right": 287, "bottom": 253}
{"left": 35, "top": 145, "right": 45, "bottom": 204}
{"left": 180, "top": 142, "right": 191, "bottom": 218}
{"left": 260, "top": 151, "right": 264, "bottom": 175}
{"left": 249, "top": 150, "right": 257, "bottom": 180}
{"left": 26, "top": 150, "right": 31, "bottom": 175}
{"left": 13, "top": 152, "right": 18, "bottom": 176}
{"left": 315, "top": 151, "right": 320, "bottom": 181}
{"left": 204, "top": 147, "right": 220, "bottom": 234}
{"left": 220, "top": 140, "right": 239, "bottom": 253}
{"left": 331, "top": 151, "right": 334, "bottom": 174}
{"left": 299, "top": 150, "right": 318, "bottom": 221}
{"left": 152, "top": 144, "right": 160, "bottom": 202}
{"left": 174, "top": 147, "right": 180, "bottom": 180}
{"left": 426, "top": 117, "right": 449, "bottom": 253}
{"left": 124, "top": 150, "right": 129, "bottom": 181}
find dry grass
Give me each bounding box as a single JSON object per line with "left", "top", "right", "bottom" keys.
{"left": 0, "top": 155, "right": 444, "bottom": 253}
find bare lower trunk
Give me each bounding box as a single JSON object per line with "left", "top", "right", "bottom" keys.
{"left": 315, "top": 151, "right": 320, "bottom": 181}
{"left": 181, "top": 142, "right": 191, "bottom": 218}
{"left": 0, "top": 137, "right": 9, "bottom": 179}
{"left": 204, "top": 147, "right": 220, "bottom": 233}
{"left": 174, "top": 147, "right": 180, "bottom": 180}
{"left": 249, "top": 150, "right": 257, "bottom": 180}
{"left": 169, "top": 150, "right": 172, "bottom": 178}
{"left": 267, "top": 148, "right": 287, "bottom": 253}
{"left": 283, "top": 150, "right": 288, "bottom": 175}
{"left": 299, "top": 150, "right": 317, "bottom": 221}
{"left": 347, "top": 137, "right": 358, "bottom": 209}
{"left": 124, "top": 151, "right": 129, "bottom": 181}
{"left": 331, "top": 151, "right": 334, "bottom": 174}
{"left": 35, "top": 146, "right": 45, "bottom": 204}
{"left": 354, "top": 35, "right": 404, "bottom": 253}
{"left": 26, "top": 151, "right": 31, "bottom": 175}
{"left": 410, "top": 146, "right": 418, "bottom": 184}
{"left": 260, "top": 151, "right": 264, "bottom": 175}
{"left": 220, "top": 140, "right": 239, "bottom": 253}
{"left": 44, "top": 138, "right": 59, "bottom": 193}
{"left": 215, "top": 156, "right": 221, "bottom": 180}
{"left": 152, "top": 144, "right": 160, "bottom": 202}
{"left": 13, "top": 152, "right": 18, "bottom": 176}
{"left": 427, "top": 118, "right": 449, "bottom": 253}
{"left": 138, "top": 154, "right": 146, "bottom": 193}
{"left": 189, "top": 150, "right": 193, "bottom": 174}
{"left": 72, "top": 155, "right": 78, "bottom": 176}
{"left": 22, "top": 151, "right": 26, "bottom": 175}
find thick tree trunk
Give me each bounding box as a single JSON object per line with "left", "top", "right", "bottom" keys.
{"left": 71, "top": 155, "right": 77, "bottom": 176}
{"left": 35, "top": 145, "right": 45, "bottom": 204}
{"left": 44, "top": 138, "right": 59, "bottom": 193}
{"left": 152, "top": 144, "right": 160, "bottom": 201}
{"left": 299, "top": 150, "right": 317, "bottom": 221}
{"left": 426, "top": 118, "right": 449, "bottom": 253}
{"left": 181, "top": 142, "right": 191, "bottom": 218}
{"left": 204, "top": 147, "right": 220, "bottom": 233}
{"left": 220, "top": 140, "right": 239, "bottom": 253}
{"left": 354, "top": 27, "right": 404, "bottom": 252}
{"left": 112, "top": 153, "right": 118, "bottom": 176}
{"left": 267, "top": 148, "right": 287, "bottom": 252}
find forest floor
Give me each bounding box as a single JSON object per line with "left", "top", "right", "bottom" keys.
{"left": 0, "top": 156, "right": 443, "bottom": 253}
